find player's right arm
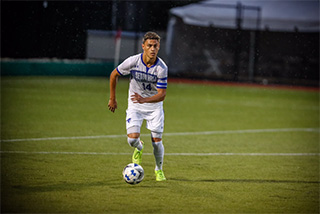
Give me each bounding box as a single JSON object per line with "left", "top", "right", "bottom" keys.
{"left": 108, "top": 55, "right": 136, "bottom": 112}
{"left": 108, "top": 69, "right": 121, "bottom": 113}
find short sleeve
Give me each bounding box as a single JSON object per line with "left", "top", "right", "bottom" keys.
{"left": 116, "top": 56, "right": 135, "bottom": 76}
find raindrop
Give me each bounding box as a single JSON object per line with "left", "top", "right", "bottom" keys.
{"left": 43, "top": 1, "right": 48, "bottom": 9}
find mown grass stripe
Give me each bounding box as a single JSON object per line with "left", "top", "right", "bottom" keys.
{"left": 1, "top": 127, "right": 319, "bottom": 143}
{"left": 0, "top": 151, "right": 319, "bottom": 156}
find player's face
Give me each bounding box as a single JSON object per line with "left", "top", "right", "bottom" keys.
{"left": 142, "top": 39, "right": 160, "bottom": 59}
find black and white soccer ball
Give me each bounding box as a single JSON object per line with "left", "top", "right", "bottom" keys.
{"left": 122, "top": 163, "right": 144, "bottom": 185}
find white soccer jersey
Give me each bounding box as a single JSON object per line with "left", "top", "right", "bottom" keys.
{"left": 117, "top": 53, "right": 168, "bottom": 111}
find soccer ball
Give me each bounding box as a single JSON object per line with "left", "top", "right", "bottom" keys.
{"left": 122, "top": 163, "right": 144, "bottom": 185}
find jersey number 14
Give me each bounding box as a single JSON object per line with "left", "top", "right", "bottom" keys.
{"left": 142, "top": 83, "right": 152, "bottom": 91}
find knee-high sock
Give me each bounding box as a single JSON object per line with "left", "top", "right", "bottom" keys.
{"left": 152, "top": 141, "right": 164, "bottom": 171}
{"left": 127, "top": 137, "right": 143, "bottom": 151}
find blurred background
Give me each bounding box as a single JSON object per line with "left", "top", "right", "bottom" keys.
{"left": 1, "top": 0, "right": 319, "bottom": 87}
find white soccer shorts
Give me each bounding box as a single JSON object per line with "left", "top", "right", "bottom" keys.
{"left": 126, "top": 107, "right": 164, "bottom": 134}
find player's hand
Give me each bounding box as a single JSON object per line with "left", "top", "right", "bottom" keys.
{"left": 131, "top": 93, "right": 145, "bottom": 104}
{"left": 108, "top": 99, "right": 117, "bottom": 113}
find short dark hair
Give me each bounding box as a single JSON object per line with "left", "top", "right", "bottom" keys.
{"left": 142, "top": 31, "right": 160, "bottom": 44}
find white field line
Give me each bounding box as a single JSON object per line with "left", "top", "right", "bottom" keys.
{"left": 1, "top": 127, "right": 319, "bottom": 143}
{"left": 0, "top": 151, "right": 319, "bottom": 156}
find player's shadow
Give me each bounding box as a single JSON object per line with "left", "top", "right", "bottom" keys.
{"left": 10, "top": 179, "right": 167, "bottom": 193}
{"left": 11, "top": 179, "right": 122, "bottom": 193}
{"left": 170, "top": 178, "right": 320, "bottom": 184}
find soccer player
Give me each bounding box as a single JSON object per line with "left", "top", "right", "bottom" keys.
{"left": 108, "top": 32, "right": 168, "bottom": 181}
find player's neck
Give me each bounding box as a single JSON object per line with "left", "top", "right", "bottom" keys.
{"left": 142, "top": 53, "right": 157, "bottom": 68}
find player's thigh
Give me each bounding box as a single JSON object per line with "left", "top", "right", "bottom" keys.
{"left": 146, "top": 108, "right": 164, "bottom": 133}
{"left": 126, "top": 109, "right": 144, "bottom": 131}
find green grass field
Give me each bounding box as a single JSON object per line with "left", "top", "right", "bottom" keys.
{"left": 1, "top": 76, "right": 319, "bottom": 213}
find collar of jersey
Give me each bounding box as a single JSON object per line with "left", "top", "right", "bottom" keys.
{"left": 140, "top": 53, "right": 159, "bottom": 71}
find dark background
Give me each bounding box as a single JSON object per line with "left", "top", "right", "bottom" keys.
{"left": 168, "top": 17, "right": 319, "bottom": 84}
{"left": 1, "top": 1, "right": 319, "bottom": 86}
{"left": 1, "top": 1, "right": 199, "bottom": 59}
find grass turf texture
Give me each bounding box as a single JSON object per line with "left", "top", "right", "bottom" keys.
{"left": 1, "top": 76, "right": 319, "bottom": 213}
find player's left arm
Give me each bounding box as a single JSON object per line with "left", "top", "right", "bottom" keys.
{"left": 131, "top": 88, "right": 166, "bottom": 104}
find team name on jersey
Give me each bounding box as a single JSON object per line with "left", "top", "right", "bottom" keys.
{"left": 131, "top": 70, "right": 157, "bottom": 83}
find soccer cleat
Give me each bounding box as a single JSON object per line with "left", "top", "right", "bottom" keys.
{"left": 132, "top": 141, "right": 144, "bottom": 165}
{"left": 155, "top": 170, "right": 166, "bottom": 181}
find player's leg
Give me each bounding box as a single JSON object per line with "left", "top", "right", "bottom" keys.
{"left": 151, "top": 133, "right": 164, "bottom": 171}
{"left": 128, "top": 129, "right": 144, "bottom": 165}
{"left": 126, "top": 109, "right": 144, "bottom": 164}
{"left": 151, "top": 132, "right": 166, "bottom": 181}
{"left": 127, "top": 128, "right": 143, "bottom": 151}
{"left": 146, "top": 108, "right": 166, "bottom": 181}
